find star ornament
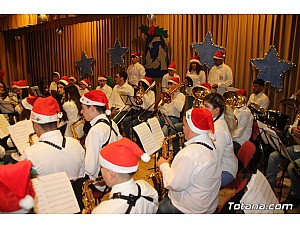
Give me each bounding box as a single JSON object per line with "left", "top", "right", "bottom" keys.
{"left": 250, "top": 45, "right": 296, "bottom": 91}
{"left": 107, "top": 40, "right": 128, "bottom": 68}
{"left": 76, "top": 51, "right": 94, "bottom": 77}
{"left": 191, "top": 32, "right": 225, "bottom": 69}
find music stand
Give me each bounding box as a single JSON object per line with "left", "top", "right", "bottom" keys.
{"left": 0, "top": 101, "right": 14, "bottom": 114}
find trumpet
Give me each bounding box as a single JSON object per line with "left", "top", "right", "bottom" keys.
{"left": 192, "top": 86, "right": 211, "bottom": 108}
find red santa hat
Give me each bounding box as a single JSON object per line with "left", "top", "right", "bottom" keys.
{"left": 0, "top": 160, "right": 35, "bottom": 213}
{"left": 69, "top": 76, "right": 77, "bottom": 83}
{"left": 186, "top": 108, "right": 214, "bottom": 135}
{"left": 0, "top": 70, "right": 5, "bottom": 81}
{"left": 140, "top": 77, "right": 152, "bottom": 87}
{"left": 15, "top": 80, "right": 29, "bottom": 89}
{"left": 30, "top": 96, "right": 63, "bottom": 124}
{"left": 80, "top": 79, "right": 90, "bottom": 87}
{"left": 168, "top": 77, "right": 179, "bottom": 85}
{"left": 236, "top": 89, "right": 247, "bottom": 97}
{"left": 80, "top": 90, "right": 111, "bottom": 115}
{"left": 213, "top": 50, "right": 226, "bottom": 59}
{"left": 201, "top": 83, "right": 211, "bottom": 90}
{"left": 11, "top": 81, "right": 18, "bottom": 88}
{"left": 21, "top": 96, "right": 38, "bottom": 110}
{"left": 99, "top": 137, "right": 151, "bottom": 173}
{"left": 131, "top": 52, "right": 141, "bottom": 59}
{"left": 59, "top": 76, "right": 70, "bottom": 86}
{"left": 168, "top": 61, "right": 176, "bottom": 71}
{"left": 52, "top": 72, "right": 60, "bottom": 78}
{"left": 190, "top": 56, "right": 201, "bottom": 64}
{"left": 98, "top": 73, "right": 107, "bottom": 81}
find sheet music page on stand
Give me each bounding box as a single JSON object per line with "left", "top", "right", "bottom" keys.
{"left": 133, "top": 122, "right": 160, "bottom": 155}
{"left": 241, "top": 170, "right": 283, "bottom": 214}
{"left": 32, "top": 172, "right": 80, "bottom": 214}
{"left": 147, "top": 117, "right": 165, "bottom": 147}
{"left": 0, "top": 114, "right": 10, "bottom": 136}
{"left": 7, "top": 120, "right": 34, "bottom": 155}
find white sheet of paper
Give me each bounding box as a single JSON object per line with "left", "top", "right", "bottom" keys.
{"left": 147, "top": 117, "right": 164, "bottom": 147}
{"left": 7, "top": 120, "right": 35, "bottom": 155}
{"left": 32, "top": 172, "right": 80, "bottom": 214}
{"left": 133, "top": 122, "right": 160, "bottom": 155}
{"left": 240, "top": 170, "right": 283, "bottom": 214}
{"left": 0, "top": 114, "right": 10, "bottom": 136}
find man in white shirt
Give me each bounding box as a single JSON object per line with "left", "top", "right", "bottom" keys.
{"left": 208, "top": 50, "right": 233, "bottom": 95}
{"left": 127, "top": 52, "right": 146, "bottom": 88}
{"left": 161, "top": 61, "right": 180, "bottom": 92}
{"left": 49, "top": 72, "right": 60, "bottom": 91}
{"left": 157, "top": 108, "right": 221, "bottom": 213}
{"left": 247, "top": 79, "right": 270, "bottom": 110}
{"left": 96, "top": 73, "right": 112, "bottom": 101}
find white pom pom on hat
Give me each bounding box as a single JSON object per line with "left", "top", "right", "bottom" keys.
{"left": 19, "top": 195, "right": 34, "bottom": 211}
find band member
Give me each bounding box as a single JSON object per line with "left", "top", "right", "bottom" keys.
{"left": 0, "top": 160, "right": 36, "bottom": 213}
{"left": 90, "top": 137, "right": 158, "bottom": 214}
{"left": 203, "top": 93, "right": 238, "bottom": 187}
{"left": 23, "top": 96, "right": 85, "bottom": 180}
{"left": 186, "top": 56, "right": 206, "bottom": 109}
{"left": 57, "top": 76, "right": 70, "bottom": 100}
{"left": 247, "top": 78, "right": 270, "bottom": 109}
{"left": 79, "top": 79, "right": 91, "bottom": 96}
{"left": 159, "top": 77, "right": 185, "bottom": 155}
{"left": 208, "top": 50, "right": 233, "bottom": 95}
{"left": 96, "top": 73, "right": 113, "bottom": 101}
{"left": 157, "top": 108, "right": 221, "bottom": 213}
{"left": 109, "top": 71, "right": 135, "bottom": 125}
{"left": 80, "top": 90, "right": 122, "bottom": 180}
{"left": 49, "top": 71, "right": 60, "bottom": 92}
{"left": 127, "top": 52, "right": 146, "bottom": 87}
{"left": 161, "top": 61, "right": 180, "bottom": 93}
{"left": 11, "top": 80, "right": 30, "bottom": 115}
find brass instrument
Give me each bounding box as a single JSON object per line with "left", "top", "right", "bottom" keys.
{"left": 133, "top": 81, "right": 156, "bottom": 106}
{"left": 82, "top": 176, "right": 106, "bottom": 214}
{"left": 149, "top": 133, "right": 184, "bottom": 200}
{"left": 223, "top": 91, "right": 246, "bottom": 109}
{"left": 28, "top": 132, "right": 37, "bottom": 146}
{"left": 71, "top": 117, "right": 85, "bottom": 140}
{"left": 192, "top": 86, "right": 211, "bottom": 108}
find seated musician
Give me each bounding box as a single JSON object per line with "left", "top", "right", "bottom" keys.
{"left": 96, "top": 73, "right": 113, "bottom": 101}
{"left": 90, "top": 137, "right": 158, "bottom": 214}
{"left": 79, "top": 79, "right": 91, "bottom": 96}
{"left": 247, "top": 78, "right": 270, "bottom": 109}
{"left": 109, "top": 71, "right": 135, "bottom": 125}
{"left": 203, "top": 93, "right": 238, "bottom": 187}
{"left": 0, "top": 160, "right": 36, "bottom": 213}
{"left": 157, "top": 108, "right": 221, "bottom": 213}
{"left": 158, "top": 77, "right": 186, "bottom": 156}
{"left": 80, "top": 90, "right": 121, "bottom": 180}
{"left": 161, "top": 61, "right": 180, "bottom": 93}
{"left": 266, "top": 102, "right": 300, "bottom": 207}
{"left": 123, "top": 77, "right": 155, "bottom": 139}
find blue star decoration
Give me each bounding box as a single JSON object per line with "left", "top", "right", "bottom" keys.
{"left": 107, "top": 40, "right": 128, "bottom": 68}
{"left": 250, "top": 45, "right": 296, "bottom": 91}
{"left": 76, "top": 51, "right": 94, "bottom": 77}
{"left": 191, "top": 32, "right": 226, "bottom": 69}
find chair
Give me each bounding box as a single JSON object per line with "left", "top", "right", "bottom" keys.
{"left": 222, "top": 141, "right": 256, "bottom": 189}
{"left": 215, "top": 178, "right": 249, "bottom": 213}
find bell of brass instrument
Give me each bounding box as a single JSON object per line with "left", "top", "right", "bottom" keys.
{"left": 192, "top": 86, "right": 211, "bottom": 108}
{"left": 28, "top": 132, "right": 36, "bottom": 146}
{"left": 133, "top": 81, "right": 156, "bottom": 106}
{"left": 71, "top": 117, "right": 85, "bottom": 140}
{"left": 223, "top": 91, "right": 246, "bottom": 109}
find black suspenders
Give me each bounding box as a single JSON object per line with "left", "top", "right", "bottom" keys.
{"left": 95, "top": 118, "right": 118, "bottom": 148}
{"left": 40, "top": 136, "right": 66, "bottom": 150}
{"left": 192, "top": 141, "right": 214, "bottom": 150}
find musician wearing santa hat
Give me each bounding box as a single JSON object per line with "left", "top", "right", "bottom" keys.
{"left": 91, "top": 137, "right": 158, "bottom": 214}
{"left": 96, "top": 73, "right": 113, "bottom": 101}
{"left": 208, "top": 50, "right": 233, "bottom": 95}
{"left": 80, "top": 90, "right": 122, "bottom": 180}
{"left": 127, "top": 52, "right": 146, "bottom": 87}
{"left": 157, "top": 108, "right": 222, "bottom": 213}
{"left": 161, "top": 61, "right": 180, "bottom": 92}
{"left": 186, "top": 56, "right": 206, "bottom": 109}
{"left": 49, "top": 71, "right": 60, "bottom": 92}
{"left": 79, "top": 79, "right": 91, "bottom": 96}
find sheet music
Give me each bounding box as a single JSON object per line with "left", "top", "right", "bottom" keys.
{"left": 240, "top": 170, "right": 283, "bottom": 214}
{"left": 147, "top": 117, "right": 165, "bottom": 147}
{"left": 133, "top": 122, "right": 160, "bottom": 155}
{"left": 0, "top": 114, "right": 10, "bottom": 136}
{"left": 32, "top": 172, "right": 80, "bottom": 214}
{"left": 7, "top": 120, "right": 35, "bottom": 155}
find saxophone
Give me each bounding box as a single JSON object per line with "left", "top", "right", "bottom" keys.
{"left": 149, "top": 132, "right": 184, "bottom": 200}
{"left": 28, "top": 132, "right": 36, "bottom": 146}
{"left": 71, "top": 118, "right": 85, "bottom": 140}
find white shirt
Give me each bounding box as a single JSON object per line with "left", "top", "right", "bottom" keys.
{"left": 214, "top": 114, "right": 238, "bottom": 177}
{"left": 79, "top": 88, "right": 89, "bottom": 97}
{"left": 161, "top": 73, "right": 180, "bottom": 92}
{"left": 23, "top": 130, "right": 85, "bottom": 180}
{"left": 92, "top": 179, "right": 158, "bottom": 214}
{"left": 208, "top": 63, "right": 233, "bottom": 95}
{"left": 232, "top": 105, "right": 254, "bottom": 146}
{"left": 49, "top": 81, "right": 57, "bottom": 91}
{"left": 288, "top": 115, "right": 300, "bottom": 152}
{"left": 85, "top": 114, "right": 122, "bottom": 179}
{"left": 159, "top": 134, "right": 222, "bottom": 213}
{"left": 96, "top": 84, "right": 113, "bottom": 101}
{"left": 185, "top": 70, "right": 206, "bottom": 96}
{"left": 140, "top": 90, "right": 155, "bottom": 111}
{"left": 159, "top": 91, "right": 185, "bottom": 118}
{"left": 247, "top": 92, "right": 270, "bottom": 110}
{"left": 63, "top": 100, "right": 81, "bottom": 137}
{"left": 127, "top": 62, "right": 146, "bottom": 86}
{"left": 109, "top": 82, "right": 134, "bottom": 110}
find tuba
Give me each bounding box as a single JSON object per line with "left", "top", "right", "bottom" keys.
{"left": 223, "top": 91, "right": 246, "bottom": 109}
{"left": 192, "top": 86, "right": 211, "bottom": 108}
{"left": 149, "top": 133, "right": 184, "bottom": 200}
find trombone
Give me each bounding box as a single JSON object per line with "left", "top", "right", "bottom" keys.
{"left": 133, "top": 81, "right": 156, "bottom": 106}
